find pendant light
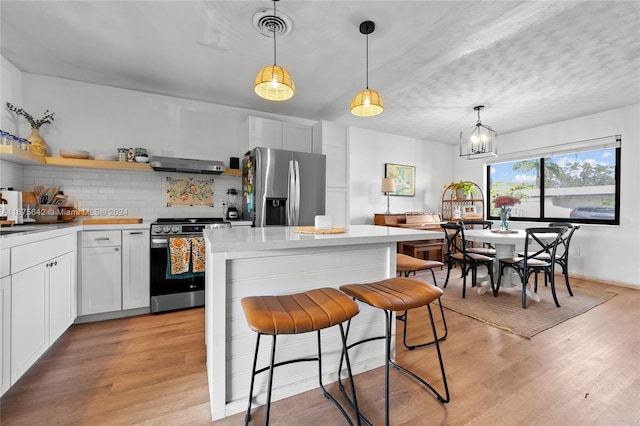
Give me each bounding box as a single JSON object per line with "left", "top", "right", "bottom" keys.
{"left": 459, "top": 105, "right": 498, "bottom": 159}
{"left": 254, "top": 0, "right": 295, "bottom": 101}
{"left": 350, "top": 21, "right": 383, "bottom": 117}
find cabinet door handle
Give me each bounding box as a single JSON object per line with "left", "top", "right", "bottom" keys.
{"left": 114, "top": 248, "right": 119, "bottom": 252}
{"left": 95, "top": 237, "right": 111, "bottom": 241}
{"left": 129, "top": 232, "right": 143, "bottom": 235}
{"left": 52, "top": 260, "right": 57, "bottom": 266}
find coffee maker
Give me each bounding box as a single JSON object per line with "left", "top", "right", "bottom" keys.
{"left": 226, "top": 189, "right": 239, "bottom": 220}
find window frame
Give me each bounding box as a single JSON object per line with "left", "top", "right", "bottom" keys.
{"left": 485, "top": 143, "right": 621, "bottom": 226}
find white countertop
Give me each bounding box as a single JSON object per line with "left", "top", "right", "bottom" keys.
{"left": 204, "top": 224, "right": 442, "bottom": 252}
{"left": 0, "top": 221, "right": 151, "bottom": 249}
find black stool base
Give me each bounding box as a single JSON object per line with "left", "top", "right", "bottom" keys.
{"left": 245, "top": 325, "right": 361, "bottom": 425}
{"left": 339, "top": 305, "right": 450, "bottom": 426}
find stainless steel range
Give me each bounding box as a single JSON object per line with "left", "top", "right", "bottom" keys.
{"left": 150, "top": 217, "right": 230, "bottom": 313}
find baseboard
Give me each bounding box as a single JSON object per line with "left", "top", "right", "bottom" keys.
{"left": 74, "top": 307, "right": 150, "bottom": 324}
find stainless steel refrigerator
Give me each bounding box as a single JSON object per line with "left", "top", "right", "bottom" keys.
{"left": 242, "top": 147, "right": 326, "bottom": 227}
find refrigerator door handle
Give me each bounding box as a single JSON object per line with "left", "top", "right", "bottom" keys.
{"left": 294, "top": 160, "right": 300, "bottom": 226}
{"left": 288, "top": 160, "right": 295, "bottom": 226}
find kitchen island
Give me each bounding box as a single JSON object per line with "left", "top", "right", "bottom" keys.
{"left": 203, "top": 224, "right": 443, "bottom": 420}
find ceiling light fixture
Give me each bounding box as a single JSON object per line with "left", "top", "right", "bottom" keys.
{"left": 254, "top": 0, "right": 295, "bottom": 102}
{"left": 350, "top": 21, "right": 383, "bottom": 117}
{"left": 459, "top": 105, "right": 498, "bottom": 159}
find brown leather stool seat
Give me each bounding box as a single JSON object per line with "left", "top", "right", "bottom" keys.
{"left": 339, "top": 277, "right": 450, "bottom": 425}
{"left": 396, "top": 253, "right": 443, "bottom": 276}
{"left": 395, "top": 254, "right": 448, "bottom": 349}
{"left": 241, "top": 288, "right": 361, "bottom": 425}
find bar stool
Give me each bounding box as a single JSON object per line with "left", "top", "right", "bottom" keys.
{"left": 241, "top": 287, "right": 361, "bottom": 425}
{"left": 395, "top": 253, "right": 448, "bottom": 349}
{"left": 339, "top": 277, "right": 450, "bottom": 426}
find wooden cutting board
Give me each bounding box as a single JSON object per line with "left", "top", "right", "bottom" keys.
{"left": 82, "top": 218, "right": 143, "bottom": 225}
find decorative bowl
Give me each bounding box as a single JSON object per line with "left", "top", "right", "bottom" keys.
{"left": 135, "top": 156, "right": 150, "bottom": 163}
{"left": 60, "top": 149, "right": 90, "bottom": 159}
{"left": 59, "top": 207, "right": 78, "bottom": 222}
{"left": 34, "top": 204, "right": 59, "bottom": 223}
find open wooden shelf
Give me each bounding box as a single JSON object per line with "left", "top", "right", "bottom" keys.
{"left": 0, "top": 145, "right": 46, "bottom": 164}
{"left": 1, "top": 148, "right": 241, "bottom": 176}
{"left": 222, "top": 168, "right": 242, "bottom": 176}
{"left": 45, "top": 156, "right": 152, "bottom": 170}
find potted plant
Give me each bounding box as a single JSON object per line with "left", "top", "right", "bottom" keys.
{"left": 5, "top": 102, "right": 55, "bottom": 156}
{"left": 445, "top": 181, "right": 475, "bottom": 199}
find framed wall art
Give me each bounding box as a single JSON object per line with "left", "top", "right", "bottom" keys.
{"left": 384, "top": 163, "right": 415, "bottom": 197}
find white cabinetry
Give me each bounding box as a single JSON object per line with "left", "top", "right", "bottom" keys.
{"left": 1, "top": 248, "right": 11, "bottom": 396}
{"left": 48, "top": 252, "right": 75, "bottom": 343}
{"left": 79, "top": 229, "right": 150, "bottom": 318}
{"left": 247, "top": 116, "right": 314, "bottom": 153}
{"left": 319, "top": 121, "right": 350, "bottom": 228}
{"left": 9, "top": 233, "right": 76, "bottom": 386}
{"left": 122, "top": 230, "right": 150, "bottom": 310}
{"left": 79, "top": 231, "right": 122, "bottom": 315}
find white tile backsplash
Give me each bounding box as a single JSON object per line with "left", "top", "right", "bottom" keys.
{"left": 1, "top": 162, "right": 242, "bottom": 221}
{"left": 0, "top": 160, "right": 24, "bottom": 190}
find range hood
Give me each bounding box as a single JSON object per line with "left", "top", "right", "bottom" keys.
{"left": 149, "top": 156, "right": 224, "bottom": 174}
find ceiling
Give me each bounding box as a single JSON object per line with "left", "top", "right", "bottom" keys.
{"left": 1, "top": 1, "right": 639, "bottom": 145}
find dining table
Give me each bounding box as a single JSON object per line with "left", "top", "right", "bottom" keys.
{"left": 463, "top": 228, "right": 541, "bottom": 302}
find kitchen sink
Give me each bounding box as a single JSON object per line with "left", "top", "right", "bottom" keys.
{"left": 0, "top": 226, "right": 53, "bottom": 235}
{"left": 0, "top": 229, "right": 32, "bottom": 235}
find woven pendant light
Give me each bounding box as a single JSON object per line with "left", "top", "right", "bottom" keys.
{"left": 351, "top": 21, "right": 383, "bottom": 117}
{"left": 254, "top": 0, "right": 295, "bottom": 102}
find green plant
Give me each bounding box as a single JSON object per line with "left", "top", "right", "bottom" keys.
{"left": 6, "top": 102, "right": 55, "bottom": 129}
{"left": 445, "top": 180, "right": 475, "bottom": 197}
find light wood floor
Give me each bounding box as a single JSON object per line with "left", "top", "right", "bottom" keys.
{"left": 1, "top": 277, "right": 638, "bottom": 425}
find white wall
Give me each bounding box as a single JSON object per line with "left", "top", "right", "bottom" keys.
{"left": 18, "top": 74, "right": 314, "bottom": 165}
{"left": 1, "top": 56, "right": 23, "bottom": 135}
{"left": 348, "top": 127, "right": 454, "bottom": 224}
{"left": 452, "top": 105, "right": 640, "bottom": 286}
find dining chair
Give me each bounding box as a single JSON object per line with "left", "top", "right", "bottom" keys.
{"left": 441, "top": 223, "right": 496, "bottom": 298}
{"left": 458, "top": 220, "right": 496, "bottom": 256}
{"left": 518, "top": 223, "right": 580, "bottom": 297}
{"left": 497, "top": 227, "right": 565, "bottom": 308}
{"left": 548, "top": 222, "right": 580, "bottom": 296}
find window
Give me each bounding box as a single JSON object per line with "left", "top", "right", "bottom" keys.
{"left": 486, "top": 137, "right": 621, "bottom": 225}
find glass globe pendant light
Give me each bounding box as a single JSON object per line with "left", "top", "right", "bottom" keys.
{"left": 350, "top": 21, "right": 383, "bottom": 117}
{"left": 254, "top": 0, "right": 295, "bottom": 101}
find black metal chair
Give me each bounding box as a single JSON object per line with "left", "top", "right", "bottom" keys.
{"left": 518, "top": 223, "right": 580, "bottom": 297}
{"left": 458, "top": 220, "right": 496, "bottom": 256}
{"left": 497, "top": 227, "right": 565, "bottom": 308}
{"left": 441, "top": 223, "right": 496, "bottom": 298}
{"left": 548, "top": 222, "right": 580, "bottom": 296}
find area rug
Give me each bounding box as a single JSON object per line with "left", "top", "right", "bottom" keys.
{"left": 412, "top": 269, "right": 616, "bottom": 338}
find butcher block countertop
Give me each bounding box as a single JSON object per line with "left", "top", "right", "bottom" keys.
{"left": 82, "top": 217, "right": 144, "bottom": 225}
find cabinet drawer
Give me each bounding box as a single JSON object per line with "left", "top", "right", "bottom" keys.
{"left": 1, "top": 249, "right": 9, "bottom": 278}
{"left": 81, "top": 231, "right": 121, "bottom": 248}
{"left": 11, "top": 233, "right": 75, "bottom": 274}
